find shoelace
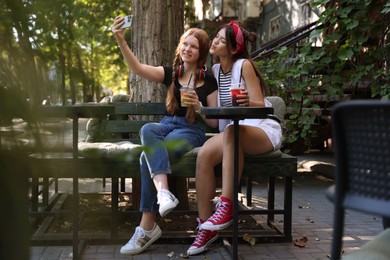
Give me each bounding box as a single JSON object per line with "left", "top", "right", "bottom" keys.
{"left": 192, "top": 218, "right": 209, "bottom": 246}
{"left": 127, "top": 227, "right": 145, "bottom": 245}
{"left": 193, "top": 229, "right": 209, "bottom": 246}
{"left": 209, "top": 200, "right": 229, "bottom": 222}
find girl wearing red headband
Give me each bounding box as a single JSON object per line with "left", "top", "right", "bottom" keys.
{"left": 188, "top": 21, "right": 283, "bottom": 255}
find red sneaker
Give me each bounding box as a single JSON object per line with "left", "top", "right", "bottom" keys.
{"left": 187, "top": 218, "right": 219, "bottom": 255}
{"left": 200, "top": 196, "right": 233, "bottom": 231}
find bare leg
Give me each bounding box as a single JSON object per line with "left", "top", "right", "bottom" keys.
{"left": 139, "top": 211, "right": 157, "bottom": 231}
{"left": 221, "top": 125, "right": 274, "bottom": 200}
{"left": 188, "top": 135, "right": 222, "bottom": 255}
{"left": 196, "top": 134, "right": 224, "bottom": 221}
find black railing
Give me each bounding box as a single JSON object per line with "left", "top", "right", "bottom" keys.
{"left": 251, "top": 22, "right": 323, "bottom": 60}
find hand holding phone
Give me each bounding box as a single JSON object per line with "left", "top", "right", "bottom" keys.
{"left": 120, "top": 15, "right": 133, "bottom": 29}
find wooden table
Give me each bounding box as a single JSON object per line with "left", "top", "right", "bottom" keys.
{"left": 201, "top": 106, "right": 274, "bottom": 260}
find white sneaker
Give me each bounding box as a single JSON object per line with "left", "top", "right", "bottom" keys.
{"left": 120, "top": 224, "right": 162, "bottom": 255}
{"left": 157, "top": 189, "right": 179, "bottom": 217}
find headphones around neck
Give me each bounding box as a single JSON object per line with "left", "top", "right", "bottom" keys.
{"left": 177, "top": 65, "right": 207, "bottom": 81}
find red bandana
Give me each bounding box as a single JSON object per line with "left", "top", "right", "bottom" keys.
{"left": 229, "top": 21, "right": 245, "bottom": 54}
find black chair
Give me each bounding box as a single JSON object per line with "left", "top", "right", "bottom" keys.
{"left": 327, "top": 100, "right": 390, "bottom": 260}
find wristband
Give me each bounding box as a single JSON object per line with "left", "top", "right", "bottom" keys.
{"left": 194, "top": 102, "right": 202, "bottom": 114}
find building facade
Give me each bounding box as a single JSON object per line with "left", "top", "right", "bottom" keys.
{"left": 200, "top": 0, "right": 321, "bottom": 47}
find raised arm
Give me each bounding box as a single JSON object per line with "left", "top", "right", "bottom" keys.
{"left": 242, "top": 60, "right": 266, "bottom": 107}
{"left": 111, "top": 16, "right": 165, "bottom": 83}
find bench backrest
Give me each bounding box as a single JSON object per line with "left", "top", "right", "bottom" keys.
{"left": 266, "top": 96, "right": 286, "bottom": 123}
{"left": 85, "top": 102, "right": 166, "bottom": 143}
{"left": 102, "top": 102, "right": 165, "bottom": 135}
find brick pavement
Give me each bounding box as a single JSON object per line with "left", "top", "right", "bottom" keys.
{"left": 29, "top": 152, "right": 385, "bottom": 260}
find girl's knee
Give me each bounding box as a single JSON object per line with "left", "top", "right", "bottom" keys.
{"left": 140, "top": 123, "right": 161, "bottom": 141}
{"left": 197, "top": 144, "right": 211, "bottom": 161}
{"left": 196, "top": 145, "right": 218, "bottom": 168}
{"left": 224, "top": 125, "right": 235, "bottom": 136}
{"left": 140, "top": 123, "right": 154, "bottom": 135}
{"left": 222, "top": 125, "right": 236, "bottom": 143}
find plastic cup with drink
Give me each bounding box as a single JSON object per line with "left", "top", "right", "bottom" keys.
{"left": 230, "top": 83, "right": 245, "bottom": 106}
{"left": 180, "top": 84, "right": 195, "bottom": 107}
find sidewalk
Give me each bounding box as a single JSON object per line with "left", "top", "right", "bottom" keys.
{"left": 30, "top": 152, "right": 385, "bottom": 260}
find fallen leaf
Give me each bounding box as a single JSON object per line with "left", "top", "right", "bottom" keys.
{"left": 61, "top": 221, "right": 72, "bottom": 229}
{"left": 243, "top": 233, "right": 256, "bottom": 246}
{"left": 305, "top": 216, "right": 314, "bottom": 223}
{"left": 293, "top": 236, "right": 308, "bottom": 247}
{"left": 167, "top": 251, "right": 175, "bottom": 257}
{"left": 179, "top": 252, "right": 189, "bottom": 258}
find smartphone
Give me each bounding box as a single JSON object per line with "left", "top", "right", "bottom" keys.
{"left": 120, "top": 15, "right": 133, "bottom": 29}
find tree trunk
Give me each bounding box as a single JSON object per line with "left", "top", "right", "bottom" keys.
{"left": 66, "top": 46, "right": 76, "bottom": 105}
{"left": 130, "top": 0, "right": 184, "bottom": 102}
{"left": 130, "top": 0, "right": 188, "bottom": 210}
{"left": 5, "top": 0, "right": 42, "bottom": 105}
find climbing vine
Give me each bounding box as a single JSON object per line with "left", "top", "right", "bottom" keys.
{"left": 258, "top": 0, "right": 390, "bottom": 154}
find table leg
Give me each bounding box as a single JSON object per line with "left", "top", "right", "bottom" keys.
{"left": 72, "top": 116, "right": 79, "bottom": 260}
{"left": 233, "top": 119, "right": 239, "bottom": 260}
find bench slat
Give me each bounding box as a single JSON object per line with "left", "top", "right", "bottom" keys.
{"left": 102, "top": 120, "right": 156, "bottom": 133}
{"left": 113, "top": 102, "right": 166, "bottom": 115}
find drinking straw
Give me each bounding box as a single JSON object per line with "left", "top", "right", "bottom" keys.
{"left": 187, "top": 73, "right": 193, "bottom": 86}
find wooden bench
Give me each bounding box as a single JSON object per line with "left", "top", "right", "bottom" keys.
{"left": 28, "top": 97, "right": 297, "bottom": 257}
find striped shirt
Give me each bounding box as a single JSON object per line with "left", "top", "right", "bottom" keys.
{"left": 218, "top": 68, "right": 233, "bottom": 107}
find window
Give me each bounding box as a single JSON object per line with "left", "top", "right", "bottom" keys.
{"left": 269, "top": 16, "right": 281, "bottom": 41}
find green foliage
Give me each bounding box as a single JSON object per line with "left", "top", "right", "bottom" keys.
{"left": 257, "top": 0, "right": 389, "bottom": 153}
{"left": 185, "top": 0, "right": 196, "bottom": 26}
{"left": 1, "top": 0, "right": 132, "bottom": 105}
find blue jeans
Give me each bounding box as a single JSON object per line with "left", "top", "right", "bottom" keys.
{"left": 139, "top": 115, "right": 205, "bottom": 212}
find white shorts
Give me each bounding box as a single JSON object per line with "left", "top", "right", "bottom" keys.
{"left": 221, "top": 118, "right": 283, "bottom": 150}
{"left": 218, "top": 99, "right": 283, "bottom": 150}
